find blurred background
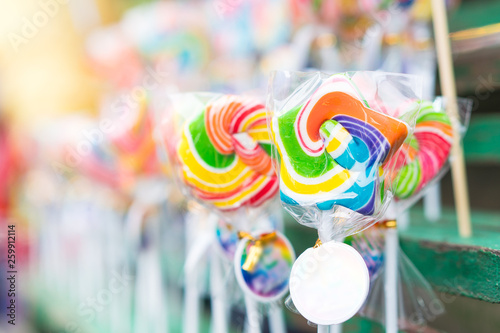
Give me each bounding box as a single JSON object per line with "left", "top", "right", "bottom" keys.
{"left": 0, "top": 0, "right": 499, "bottom": 332}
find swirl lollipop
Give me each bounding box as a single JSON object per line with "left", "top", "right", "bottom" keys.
{"left": 388, "top": 101, "right": 452, "bottom": 199}
{"left": 271, "top": 74, "right": 409, "bottom": 215}
{"left": 359, "top": 99, "right": 470, "bottom": 332}
{"left": 268, "top": 71, "right": 420, "bottom": 328}
{"left": 166, "top": 94, "right": 292, "bottom": 333}
{"left": 177, "top": 95, "right": 278, "bottom": 210}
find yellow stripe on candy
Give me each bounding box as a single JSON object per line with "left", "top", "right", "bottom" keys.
{"left": 324, "top": 125, "right": 350, "bottom": 154}
{"left": 211, "top": 176, "right": 268, "bottom": 208}
{"left": 280, "top": 163, "right": 352, "bottom": 195}
{"left": 241, "top": 111, "right": 267, "bottom": 131}
{"left": 248, "top": 129, "right": 271, "bottom": 142}
{"left": 181, "top": 166, "right": 254, "bottom": 194}
{"left": 178, "top": 133, "right": 255, "bottom": 193}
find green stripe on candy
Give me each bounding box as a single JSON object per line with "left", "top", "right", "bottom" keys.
{"left": 319, "top": 119, "right": 339, "bottom": 140}
{"left": 260, "top": 143, "right": 273, "bottom": 156}
{"left": 407, "top": 137, "right": 419, "bottom": 151}
{"left": 417, "top": 104, "right": 451, "bottom": 125}
{"left": 394, "top": 160, "right": 422, "bottom": 199}
{"left": 188, "top": 111, "right": 235, "bottom": 168}
{"left": 277, "top": 106, "right": 338, "bottom": 178}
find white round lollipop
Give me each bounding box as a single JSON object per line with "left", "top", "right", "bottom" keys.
{"left": 289, "top": 241, "right": 370, "bottom": 325}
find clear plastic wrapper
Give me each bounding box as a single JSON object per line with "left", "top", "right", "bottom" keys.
{"left": 158, "top": 93, "right": 279, "bottom": 219}
{"left": 267, "top": 70, "right": 422, "bottom": 326}
{"left": 267, "top": 71, "right": 422, "bottom": 240}
{"left": 347, "top": 224, "right": 445, "bottom": 329}
{"left": 156, "top": 92, "right": 293, "bottom": 332}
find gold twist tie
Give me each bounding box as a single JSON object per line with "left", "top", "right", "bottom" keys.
{"left": 382, "top": 220, "right": 398, "bottom": 229}
{"left": 238, "top": 231, "right": 277, "bottom": 272}
{"left": 313, "top": 239, "right": 323, "bottom": 248}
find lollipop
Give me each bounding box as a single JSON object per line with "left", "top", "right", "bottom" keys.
{"left": 388, "top": 101, "right": 452, "bottom": 199}
{"left": 268, "top": 71, "right": 421, "bottom": 328}
{"left": 104, "top": 93, "right": 161, "bottom": 181}
{"left": 177, "top": 95, "right": 278, "bottom": 210}
{"left": 271, "top": 74, "right": 409, "bottom": 214}
{"left": 167, "top": 94, "right": 291, "bottom": 333}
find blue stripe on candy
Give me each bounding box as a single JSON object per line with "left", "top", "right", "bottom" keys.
{"left": 281, "top": 114, "right": 390, "bottom": 214}
{"left": 333, "top": 115, "right": 390, "bottom": 168}
{"left": 316, "top": 180, "right": 375, "bottom": 214}
{"left": 280, "top": 191, "right": 299, "bottom": 205}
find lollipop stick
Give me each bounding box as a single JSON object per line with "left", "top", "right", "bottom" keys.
{"left": 431, "top": 0, "right": 472, "bottom": 237}
{"left": 317, "top": 325, "right": 330, "bottom": 333}
{"left": 244, "top": 296, "right": 261, "bottom": 333}
{"left": 125, "top": 199, "right": 148, "bottom": 333}
{"left": 329, "top": 324, "right": 342, "bottom": 333}
{"left": 424, "top": 183, "right": 441, "bottom": 222}
{"left": 210, "top": 248, "right": 228, "bottom": 333}
{"left": 384, "top": 226, "right": 399, "bottom": 333}
{"left": 268, "top": 304, "right": 286, "bottom": 333}
{"left": 184, "top": 270, "right": 200, "bottom": 333}
{"left": 184, "top": 209, "right": 214, "bottom": 333}
{"left": 184, "top": 213, "right": 201, "bottom": 333}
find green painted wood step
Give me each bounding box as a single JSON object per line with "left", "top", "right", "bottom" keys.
{"left": 463, "top": 114, "right": 500, "bottom": 164}
{"left": 400, "top": 208, "right": 500, "bottom": 303}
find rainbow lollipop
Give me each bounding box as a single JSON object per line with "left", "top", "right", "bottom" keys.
{"left": 271, "top": 74, "right": 409, "bottom": 214}
{"left": 177, "top": 95, "right": 278, "bottom": 210}
{"left": 268, "top": 71, "right": 420, "bottom": 327}
{"left": 388, "top": 101, "right": 452, "bottom": 199}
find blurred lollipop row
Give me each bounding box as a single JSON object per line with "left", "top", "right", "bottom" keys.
{"left": 5, "top": 1, "right": 473, "bottom": 333}
{"left": 13, "top": 67, "right": 471, "bottom": 333}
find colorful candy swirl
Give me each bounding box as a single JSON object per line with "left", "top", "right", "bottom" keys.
{"left": 271, "top": 75, "right": 409, "bottom": 214}
{"left": 177, "top": 95, "right": 278, "bottom": 210}
{"left": 110, "top": 95, "right": 160, "bottom": 178}
{"left": 388, "top": 101, "right": 452, "bottom": 199}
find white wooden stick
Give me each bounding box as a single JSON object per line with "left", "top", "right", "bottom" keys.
{"left": 318, "top": 325, "right": 330, "bottom": 333}
{"left": 268, "top": 304, "right": 286, "bottom": 333}
{"left": 384, "top": 227, "right": 398, "bottom": 333}
{"left": 397, "top": 209, "right": 410, "bottom": 231}
{"left": 244, "top": 296, "right": 261, "bottom": 333}
{"left": 184, "top": 212, "right": 201, "bottom": 333}
{"left": 424, "top": 183, "right": 441, "bottom": 222}
{"left": 329, "top": 324, "right": 342, "bottom": 333}
{"left": 210, "top": 249, "right": 228, "bottom": 333}
{"left": 431, "top": 0, "right": 472, "bottom": 237}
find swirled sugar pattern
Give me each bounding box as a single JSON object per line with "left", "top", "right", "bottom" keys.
{"left": 271, "top": 75, "right": 409, "bottom": 214}
{"left": 390, "top": 101, "right": 453, "bottom": 199}
{"left": 178, "top": 95, "right": 278, "bottom": 210}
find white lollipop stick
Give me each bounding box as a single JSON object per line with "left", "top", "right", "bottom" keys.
{"left": 184, "top": 209, "right": 214, "bottom": 333}
{"left": 317, "top": 325, "right": 329, "bottom": 333}
{"left": 268, "top": 304, "right": 286, "bottom": 333}
{"left": 397, "top": 209, "right": 410, "bottom": 231}
{"left": 184, "top": 214, "right": 201, "bottom": 333}
{"left": 183, "top": 271, "right": 200, "bottom": 333}
{"left": 244, "top": 296, "right": 261, "bottom": 333}
{"left": 384, "top": 225, "right": 399, "bottom": 333}
{"left": 424, "top": 183, "right": 441, "bottom": 222}
{"left": 329, "top": 324, "right": 342, "bottom": 333}
{"left": 126, "top": 181, "right": 170, "bottom": 333}
{"left": 210, "top": 248, "right": 228, "bottom": 333}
